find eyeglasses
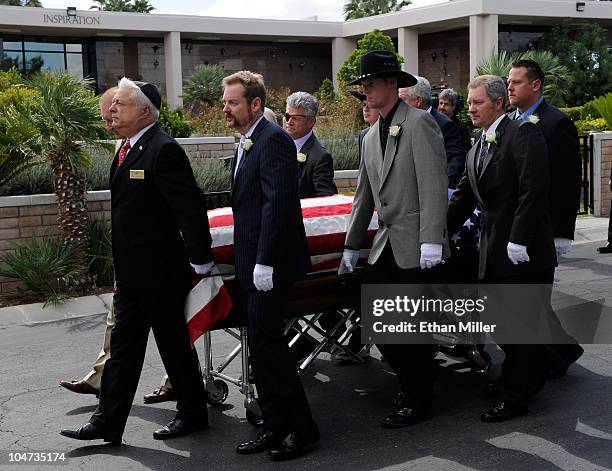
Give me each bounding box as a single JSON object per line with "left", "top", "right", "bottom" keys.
{"left": 284, "top": 113, "right": 309, "bottom": 122}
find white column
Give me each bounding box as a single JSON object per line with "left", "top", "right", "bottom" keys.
{"left": 332, "top": 37, "right": 356, "bottom": 90}
{"left": 397, "top": 27, "right": 419, "bottom": 76}
{"left": 164, "top": 31, "right": 183, "bottom": 110}
{"left": 469, "top": 14, "right": 498, "bottom": 79}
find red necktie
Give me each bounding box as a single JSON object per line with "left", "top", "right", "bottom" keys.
{"left": 117, "top": 139, "right": 131, "bottom": 167}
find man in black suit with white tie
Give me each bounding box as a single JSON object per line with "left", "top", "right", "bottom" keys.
{"left": 507, "top": 59, "right": 584, "bottom": 377}
{"left": 222, "top": 71, "right": 319, "bottom": 461}
{"left": 61, "top": 79, "right": 213, "bottom": 444}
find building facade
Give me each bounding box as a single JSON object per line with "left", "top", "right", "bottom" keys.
{"left": 1, "top": 0, "right": 611, "bottom": 108}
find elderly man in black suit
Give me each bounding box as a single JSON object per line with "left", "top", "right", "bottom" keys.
{"left": 448, "top": 75, "right": 557, "bottom": 422}
{"left": 507, "top": 59, "right": 584, "bottom": 377}
{"left": 284, "top": 91, "right": 337, "bottom": 198}
{"left": 399, "top": 76, "right": 467, "bottom": 189}
{"left": 223, "top": 71, "right": 319, "bottom": 461}
{"left": 61, "top": 79, "right": 213, "bottom": 444}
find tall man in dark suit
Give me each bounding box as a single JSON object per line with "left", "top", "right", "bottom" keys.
{"left": 223, "top": 71, "right": 319, "bottom": 461}
{"left": 399, "top": 76, "right": 467, "bottom": 189}
{"left": 448, "top": 75, "right": 557, "bottom": 422}
{"left": 284, "top": 91, "right": 337, "bottom": 198}
{"left": 340, "top": 51, "right": 450, "bottom": 427}
{"left": 61, "top": 79, "right": 213, "bottom": 444}
{"left": 507, "top": 60, "right": 584, "bottom": 377}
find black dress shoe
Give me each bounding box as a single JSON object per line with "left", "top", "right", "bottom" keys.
{"left": 548, "top": 344, "right": 584, "bottom": 379}
{"left": 60, "top": 422, "right": 121, "bottom": 445}
{"left": 153, "top": 417, "right": 208, "bottom": 440}
{"left": 597, "top": 243, "right": 612, "bottom": 254}
{"left": 236, "top": 430, "right": 283, "bottom": 455}
{"left": 381, "top": 398, "right": 431, "bottom": 428}
{"left": 481, "top": 401, "right": 528, "bottom": 423}
{"left": 268, "top": 431, "right": 320, "bottom": 461}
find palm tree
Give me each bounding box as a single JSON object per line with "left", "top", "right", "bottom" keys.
{"left": 476, "top": 49, "right": 571, "bottom": 105}
{"left": 344, "top": 0, "right": 411, "bottom": 20}
{"left": 23, "top": 0, "right": 43, "bottom": 6}
{"left": 1, "top": 71, "right": 105, "bottom": 281}
{"left": 91, "top": 0, "right": 154, "bottom": 12}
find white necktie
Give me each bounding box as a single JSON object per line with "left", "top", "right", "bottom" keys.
{"left": 234, "top": 136, "right": 246, "bottom": 179}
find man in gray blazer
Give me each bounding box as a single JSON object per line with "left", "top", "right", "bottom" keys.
{"left": 339, "top": 51, "right": 450, "bottom": 428}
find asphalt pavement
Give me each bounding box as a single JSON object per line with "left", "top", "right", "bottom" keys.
{"left": 0, "top": 218, "right": 610, "bottom": 470}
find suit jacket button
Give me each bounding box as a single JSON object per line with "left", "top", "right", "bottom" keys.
{"left": 386, "top": 224, "right": 392, "bottom": 228}
{"left": 383, "top": 202, "right": 388, "bottom": 207}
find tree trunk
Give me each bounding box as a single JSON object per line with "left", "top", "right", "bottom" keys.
{"left": 48, "top": 145, "right": 90, "bottom": 285}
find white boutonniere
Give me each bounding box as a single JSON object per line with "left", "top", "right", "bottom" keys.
{"left": 389, "top": 125, "right": 402, "bottom": 137}
{"left": 241, "top": 138, "right": 253, "bottom": 152}
{"left": 485, "top": 131, "right": 498, "bottom": 145}
{"left": 297, "top": 152, "right": 307, "bottom": 163}
{"left": 528, "top": 114, "right": 540, "bottom": 124}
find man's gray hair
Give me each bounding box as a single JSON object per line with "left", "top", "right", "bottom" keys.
{"left": 439, "top": 88, "right": 459, "bottom": 107}
{"left": 286, "top": 91, "right": 318, "bottom": 117}
{"left": 468, "top": 75, "right": 507, "bottom": 106}
{"left": 404, "top": 76, "right": 432, "bottom": 107}
{"left": 117, "top": 77, "right": 160, "bottom": 120}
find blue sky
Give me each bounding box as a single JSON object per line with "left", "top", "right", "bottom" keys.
{"left": 42, "top": 0, "right": 446, "bottom": 21}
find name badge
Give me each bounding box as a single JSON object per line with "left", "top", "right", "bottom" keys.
{"left": 130, "top": 169, "right": 145, "bottom": 180}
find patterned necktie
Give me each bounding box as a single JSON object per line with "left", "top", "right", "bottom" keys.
{"left": 477, "top": 136, "right": 488, "bottom": 176}
{"left": 117, "top": 139, "right": 131, "bottom": 167}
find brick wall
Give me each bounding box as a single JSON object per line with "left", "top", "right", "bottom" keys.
{"left": 177, "top": 137, "right": 236, "bottom": 159}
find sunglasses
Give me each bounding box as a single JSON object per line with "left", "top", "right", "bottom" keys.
{"left": 284, "top": 113, "right": 310, "bottom": 122}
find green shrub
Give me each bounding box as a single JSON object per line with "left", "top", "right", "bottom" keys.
{"left": 159, "top": 104, "right": 192, "bottom": 138}
{"left": 0, "top": 237, "right": 82, "bottom": 305}
{"left": 560, "top": 106, "right": 582, "bottom": 122}
{"left": 591, "top": 93, "right": 612, "bottom": 130}
{"left": 190, "top": 157, "right": 231, "bottom": 192}
{"left": 581, "top": 100, "right": 601, "bottom": 120}
{"left": 575, "top": 118, "right": 608, "bottom": 135}
{"left": 315, "top": 78, "right": 336, "bottom": 102}
{"left": 183, "top": 64, "right": 225, "bottom": 109}
{"left": 87, "top": 217, "right": 113, "bottom": 287}
{"left": 318, "top": 125, "right": 359, "bottom": 171}
{"left": 188, "top": 103, "right": 233, "bottom": 136}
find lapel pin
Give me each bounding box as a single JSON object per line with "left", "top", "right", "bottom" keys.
{"left": 139, "top": 146, "right": 143, "bottom": 150}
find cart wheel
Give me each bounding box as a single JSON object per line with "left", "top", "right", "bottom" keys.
{"left": 206, "top": 379, "right": 229, "bottom": 405}
{"left": 471, "top": 350, "right": 491, "bottom": 375}
{"left": 246, "top": 409, "right": 264, "bottom": 427}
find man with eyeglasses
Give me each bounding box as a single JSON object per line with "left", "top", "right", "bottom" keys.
{"left": 283, "top": 92, "right": 337, "bottom": 198}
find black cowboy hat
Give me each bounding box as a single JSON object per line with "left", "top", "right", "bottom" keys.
{"left": 349, "top": 90, "right": 366, "bottom": 102}
{"left": 347, "top": 50, "right": 417, "bottom": 88}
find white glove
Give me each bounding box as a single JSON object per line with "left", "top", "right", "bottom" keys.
{"left": 338, "top": 249, "right": 360, "bottom": 274}
{"left": 190, "top": 261, "right": 215, "bottom": 275}
{"left": 507, "top": 242, "right": 530, "bottom": 265}
{"left": 253, "top": 264, "right": 273, "bottom": 291}
{"left": 554, "top": 237, "right": 572, "bottom": 256}
{"left": 420, "top": 243, "right": 443, "bottom": 269}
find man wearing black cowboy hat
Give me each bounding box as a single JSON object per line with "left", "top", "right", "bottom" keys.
{"left": 339, "top": 50, "right": 450, "bottom": 427}
{"left": 61, "top": 78, "right": 214, "bottom": 444}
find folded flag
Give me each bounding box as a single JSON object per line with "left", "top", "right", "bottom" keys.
{"left": 184, "top": 266, "right": 233, "bottom": 345}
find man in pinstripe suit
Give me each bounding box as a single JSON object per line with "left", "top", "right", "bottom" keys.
{"left": 222, "top": 71, "right": 319, "bottom": 461}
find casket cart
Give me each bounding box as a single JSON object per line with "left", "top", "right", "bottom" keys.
{"left": 192, "top": 193, "right": 490, "bottom": 425}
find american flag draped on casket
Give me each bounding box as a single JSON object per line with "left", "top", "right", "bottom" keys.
{"left": 184, "top": 194, "right": 378, "bottom": 344}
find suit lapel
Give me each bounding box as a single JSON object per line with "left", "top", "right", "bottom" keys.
{"left": 380, "top": 105, "right": 407, "bottom": 187}
{"left": 465, "top": 139, "right": 484, "bottom": 205}
{"left": 112, "top": 125, "right": 158, "bottom": 184}
{"left": 478, "top": 116, "right": 509, "bottom": 181}
{"left": 234, "top": 117, "right": 268, "bottom": 182}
